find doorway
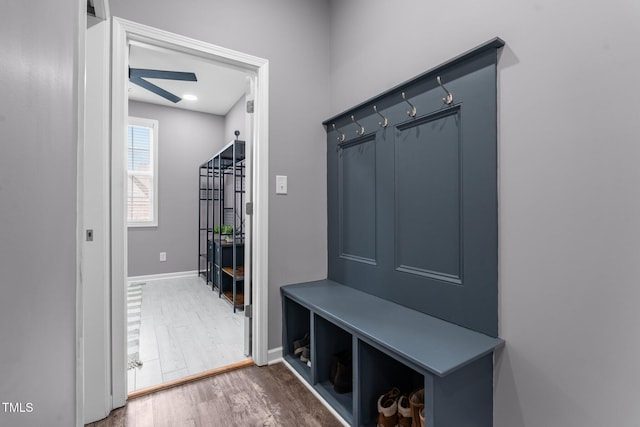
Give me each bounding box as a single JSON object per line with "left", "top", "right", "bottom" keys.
{"left": 124, "top": 41, "right": 252, "bottom": 393}
{"left": 110, "top": 18, "right": 269, "bottom": 408}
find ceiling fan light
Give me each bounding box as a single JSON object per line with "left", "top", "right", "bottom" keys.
{"left": 183, "top": 94, "right": 198, "bottom": 101}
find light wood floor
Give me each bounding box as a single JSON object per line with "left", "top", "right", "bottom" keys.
{"left": 87, "top": 363, "right": 342, "bottom": 427}
{"left": 129, "top": 276, "right": 249, "bottom": 392}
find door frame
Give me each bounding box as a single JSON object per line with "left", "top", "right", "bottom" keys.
{"left": 110, "top": 17, "right": 270, "bottom": 407}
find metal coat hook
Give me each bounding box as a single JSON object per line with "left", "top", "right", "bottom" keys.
{"left": 373, "top": 105, "right": 388, "bottom": 128}
{"left": 401, "top": 92, "right": 417, "bottom": 118}
{"left": 351, "top": 115, "right": 365, "bottom": 136}
{"left": 332, "top": 123, "right": 346, "bottom": 142}
{"left": 437, "top": 76, "right": 454, "bottom": 105}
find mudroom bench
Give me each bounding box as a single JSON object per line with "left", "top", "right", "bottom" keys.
{"left": 281, "top": 280, "right": 504, "bottom": 427}
{"left": 282, "top": 38, "right": 506, "bottom": 427}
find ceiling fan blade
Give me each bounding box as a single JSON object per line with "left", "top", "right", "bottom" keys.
{"left": 130, "top": 75, "right": 182, "bottom": 103}
{"left": 129, "top": 68, "right": 197, "bottom": 82}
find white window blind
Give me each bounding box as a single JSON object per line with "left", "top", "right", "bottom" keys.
{"left": 127, "top": 117, "right": 158, "bottom": 227}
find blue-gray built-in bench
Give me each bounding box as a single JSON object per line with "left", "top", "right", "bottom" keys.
{"left": 282, "top": 38, "right": 506, "bottom": 427}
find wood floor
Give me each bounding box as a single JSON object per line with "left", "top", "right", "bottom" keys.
{"left": 87, "top": 363, "right": 342, "bottom": 427}
{"left": 128, "top": 276, "right": 249, "bottom": 392}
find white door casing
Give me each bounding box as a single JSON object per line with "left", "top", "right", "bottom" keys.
{"left": 110, "top": 17, "right": 270, "bottom": 406}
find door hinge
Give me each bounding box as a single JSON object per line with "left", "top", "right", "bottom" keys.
{"left": 246, "top": 201, "right": 253, "bottom": 215}
{"left": 246, "top": 100, "right": 254, "bottom": 114}
{"left": 245, "top": 304, "right": 252, "bottom": 318}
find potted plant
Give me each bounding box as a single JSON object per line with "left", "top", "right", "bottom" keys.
{"left": 221, "top": 225, "right": 234, "bottom": 242}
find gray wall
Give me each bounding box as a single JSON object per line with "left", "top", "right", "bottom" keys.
{"left": 4, "top": 2, "right": 631, "bottom": 425}
{"left": 224, "top": 94, "right": 247, "bottom": 143}
{"left": 128, "top": 101, "right": 225, "bottom": 277}
{"left": 0, "top": 1, "right": 77, "bottom": 426}
{"left": 328, "top": 1, "right": 640, "bottom": 426}
{"left": 111, "top": 0, "right": 331, "bottom": 347}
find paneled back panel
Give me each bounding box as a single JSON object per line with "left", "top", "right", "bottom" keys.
{"left": 339, "top": 136, "right": 377, "bottom": 264}
{"left": 326, "top": 41, "right": 502, "bottom": 336}
{"left": 395, "top": 107, "right": 462, "bottom": 283}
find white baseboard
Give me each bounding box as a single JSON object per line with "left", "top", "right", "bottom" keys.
{"left": 282, "top": 360, "right": 350, "bottom": 427}
{"left": 128, "top": 270, "right": 199, "bottom": 283}
{"left": 267, "top": 347, "right": 283, "bottom": 365}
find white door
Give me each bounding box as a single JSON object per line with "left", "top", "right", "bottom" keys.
{"left": 83, "top": 18, "right": 112, "bottom": 424}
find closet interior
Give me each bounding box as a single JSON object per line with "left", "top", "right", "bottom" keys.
{"left": 198, "top": 137, "right": 246, "bottom": 312}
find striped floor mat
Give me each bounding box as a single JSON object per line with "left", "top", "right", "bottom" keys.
{"left": 127, "top": 282, "right": 144, "bottom": 370}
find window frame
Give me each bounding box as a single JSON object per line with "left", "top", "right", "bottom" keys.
{"left": 127, "top": 116, "right": 159, "bottom": 228}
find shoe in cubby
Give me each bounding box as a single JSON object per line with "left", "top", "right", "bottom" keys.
{"left": 409, "top": 388, "right": 425, "bottom": 427}
{"left": 397, "top": 394, "right": 412, "bottom": 427}
{"left": 300, "top": 345, "right": 310, "bottom": 363}
{"left": 293, "top": 333, "right": 309, "bottom": 356}
{"left": 332, "top": 351, "right": 352, "bottom": 394}
{"left": 376, "top": 387, "right": 399, "bottom": 427}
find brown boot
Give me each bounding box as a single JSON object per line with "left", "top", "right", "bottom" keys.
{"left": 397, "top": 394, "right": 412, "bottom": 427}
{"left": 376, "top": 387, "right": 399, "bottom": 427}
{"left": 409, "top": 388, "right": 424, "bottom": 427}
{"left": 333, "top": 355, "right": 352, "bottom": 394}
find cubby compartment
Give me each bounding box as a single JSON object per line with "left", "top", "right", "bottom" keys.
{"left": 314, "top": 314, "right": 354, "bottom": 424}
{"left": 357, "top": 339, "right": 424, "bottom": 427}
{"left": 282, "top": 298, "right": 311, "bottom": 380}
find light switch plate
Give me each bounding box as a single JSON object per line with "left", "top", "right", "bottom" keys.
{"left": 276, "top": 175, "right": 287, "bottom": 194}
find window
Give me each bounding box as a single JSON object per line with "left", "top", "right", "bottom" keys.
{"left": 127, "top": 117, "right": 158, "bottom": 227}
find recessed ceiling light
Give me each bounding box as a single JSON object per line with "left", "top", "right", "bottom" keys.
{"left": 183, "top": 94, "right": 198, "bottom": 101}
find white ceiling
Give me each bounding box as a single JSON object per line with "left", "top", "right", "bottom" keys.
{"left": 128, "top": 42, "right": 251, "bottom": 116}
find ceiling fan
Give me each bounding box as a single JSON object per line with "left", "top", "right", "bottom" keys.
{"left": 129, "top": 68, "right": 198, "bottom": 103}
